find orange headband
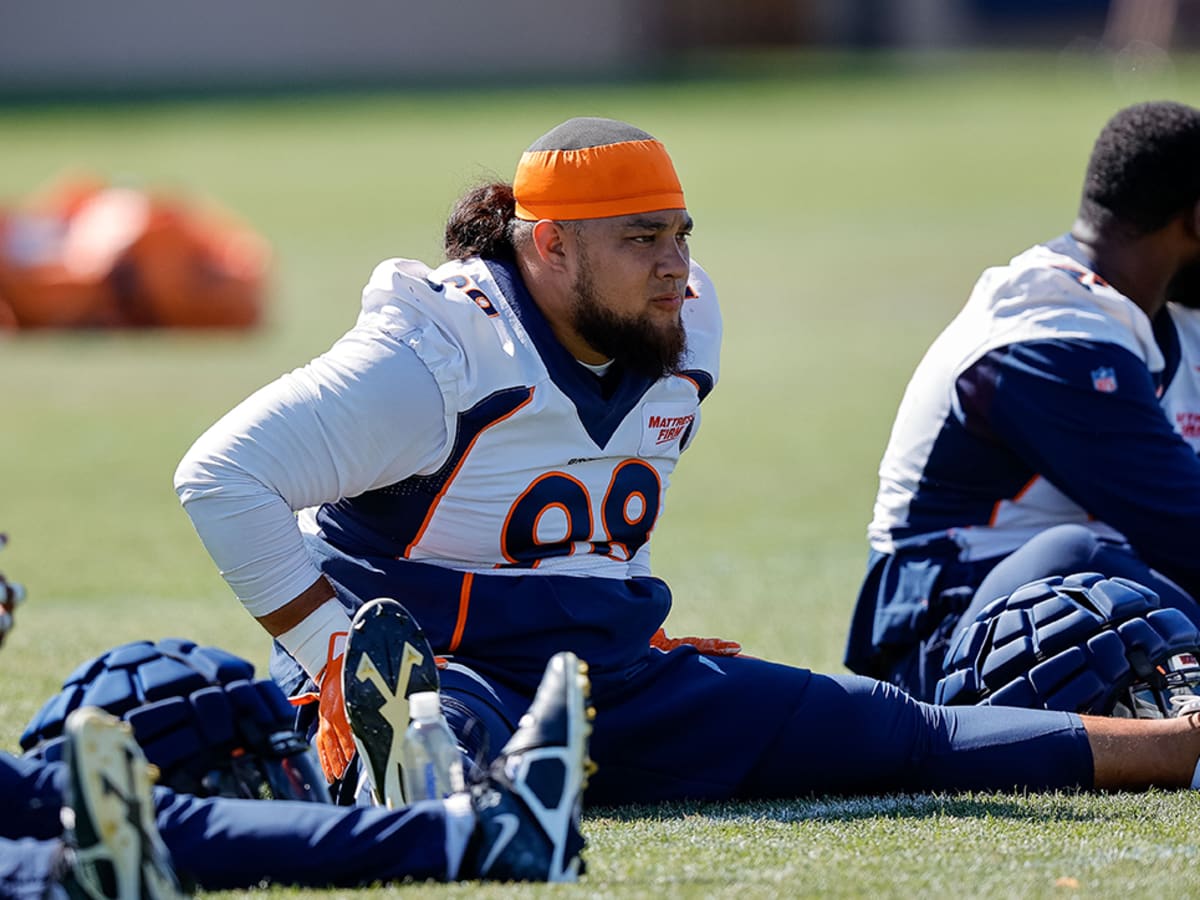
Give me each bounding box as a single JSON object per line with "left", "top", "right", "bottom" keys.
{"left": 513, "top": 138, "right": 685, "bottom": 221}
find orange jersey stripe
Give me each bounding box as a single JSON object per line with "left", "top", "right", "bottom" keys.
{"left": 404, "top": 389, "right": 536, "bottom": 558}
{"left": 448, "top": 571, "right": 473, "bottom": 652}
{"left": 988, "top": 475, "right": 1040, "bottom": 526}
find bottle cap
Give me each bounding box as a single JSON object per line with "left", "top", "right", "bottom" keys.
{"left": 409, "top": 691, "right": 442, "bottom": 723}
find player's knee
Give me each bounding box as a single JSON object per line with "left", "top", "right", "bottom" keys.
{"left": 1022, "top": 524, "right": 1110, "bottom": 571}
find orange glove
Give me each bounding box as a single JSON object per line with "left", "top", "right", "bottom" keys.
{"left": 314, "top": 631, "right": 356, "bottom": 783}
{"left": 650, "top": 627, "right": 742, "bottom": 656}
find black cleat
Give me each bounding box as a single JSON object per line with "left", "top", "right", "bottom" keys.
{"left": 343, "top": 597, "right": 440, "bottom": 807}
{"left": 60, "top": 707, "right": 186, "bottom": 900}
{"left": 466, "top": 651, "right": 595, "bottom": 882}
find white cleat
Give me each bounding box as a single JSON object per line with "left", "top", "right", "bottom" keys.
{"left": 61, "top": 707, "right": 186, "bottom": 900}
{"left": 466, "top": 651, "right": 595, "bottom": 882}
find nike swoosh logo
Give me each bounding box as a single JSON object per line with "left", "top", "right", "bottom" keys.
{"left": 480, "top": 812, "right": 521, "bottom": 874}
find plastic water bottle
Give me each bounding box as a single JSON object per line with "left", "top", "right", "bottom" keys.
{"left": 401, "top": 691, "right": 466, "bottom": 802}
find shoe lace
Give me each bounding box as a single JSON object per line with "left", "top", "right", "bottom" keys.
{"left": 459, "top": 713, "right": 493, "bottom": 783}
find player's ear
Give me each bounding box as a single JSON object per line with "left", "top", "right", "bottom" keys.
{"left": 530, "top": 220, "right": 570, "bottom": 273}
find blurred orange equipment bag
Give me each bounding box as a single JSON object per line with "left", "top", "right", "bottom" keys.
{"left": 0, "top": 174, "right": 269, "bottom": 330}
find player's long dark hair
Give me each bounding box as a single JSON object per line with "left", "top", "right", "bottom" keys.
{"left": 444, "top": 182, "right": 520, "bottom": 263}
{"left": 1079, "top": 101, "right": 1200, "bottom": 236}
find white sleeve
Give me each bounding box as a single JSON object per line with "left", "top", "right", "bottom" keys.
{"left": 174, "top": 326, "right": 449, "bottom": 618}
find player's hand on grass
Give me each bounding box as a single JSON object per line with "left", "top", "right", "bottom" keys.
{"left": 0, "top": 533, "right": 27, "bottom": 648}
{"left": 314, "top": 631, "right": 356, "bottom": 782}
{"left": 650, "top": 627, "right": 741, "bottom": 656}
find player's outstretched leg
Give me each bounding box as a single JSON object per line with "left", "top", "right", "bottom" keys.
{"left": 464, "top": 651, "right": 595, "bottom": 882}
{"left": 343, "top": 597, "right": 441, "bottom": 807}
{"left": 59, "top": 707, "right": 186, "bottom": 900}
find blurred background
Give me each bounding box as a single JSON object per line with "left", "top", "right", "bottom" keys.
{"left": 2, "top": 0, "right": 1199, "bottom": 97}
{"left": 5, "top": 11, "right": 1200, "bottom": 897}
{"left": 1, "top": 1, "right": 1198, "bottom": 744}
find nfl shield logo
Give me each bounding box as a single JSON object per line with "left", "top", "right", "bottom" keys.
{"left": 1091, "top": 367, "right": 1118, "bottom": 393}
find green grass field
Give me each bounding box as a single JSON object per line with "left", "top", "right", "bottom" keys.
{"left": 3, "top": 51, "right": 1200, "bottom": 898}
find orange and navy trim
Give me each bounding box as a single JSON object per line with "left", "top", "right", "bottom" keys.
{"left": 404, "top": 387, "right": 535, "bottom": 557}
{"left": 448, "top": 571, "right": 473, "bottom": 652}
{"left": 987, "top": 475, "right": 1039, "bottom": 526}
{"left": 315, "top": 386, "right": 534, "bottom": 559}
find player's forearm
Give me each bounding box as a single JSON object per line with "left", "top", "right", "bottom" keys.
{"left": 258, "top": 576, "right": 337, "bottom": 635}
{"left": 176, "top": 443, "right": 353, "bottom": 678}
{"left": 264, "top": 580, "right": 352, "bottom": 680}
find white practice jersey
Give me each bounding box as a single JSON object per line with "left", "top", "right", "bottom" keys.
{"left": 850, "top": 238, "right": 1200, "bottom": 679}
{"left": 176, "top": 255, "right": 721, "bottom": 616}
{"left": 1161, "top": 302, "right": 1200, "bottom": 452}
{"left": 868, "top": 234, "right": 1163, "bottom": 562}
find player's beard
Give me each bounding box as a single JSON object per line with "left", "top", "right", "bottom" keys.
{"left": 569, "top": 257, "right": 687, "bottom": 380}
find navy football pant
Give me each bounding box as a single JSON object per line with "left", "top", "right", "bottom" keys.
{"left": 433, "top": 647, "right": 1093, "bottom": 804}
{"left": 0, "top": 838, "right": 61, "bottom": 900}
{"left": 851, "top": 524, "right": 1200, "bottom": 699}
{"left": 0, "top": 752, "right": 451, "bottom": 894}
{"left": 295, "top": 534, "right": 1095, "bottom": 803}
{"left": 155, "top": 789, "right": 450, "bottom": 890}
{"left": 956, "top": 523, "right": 1200, "bottom": 638}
